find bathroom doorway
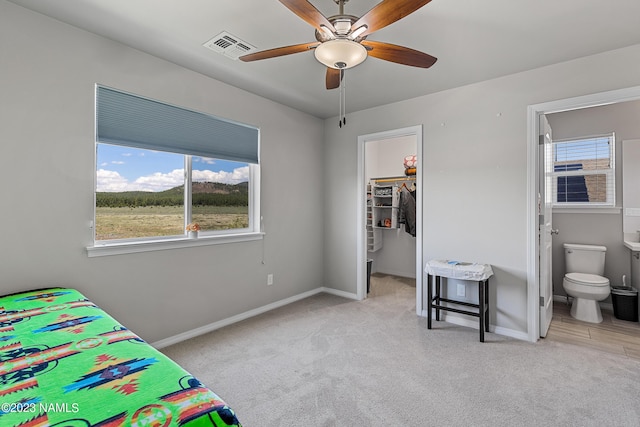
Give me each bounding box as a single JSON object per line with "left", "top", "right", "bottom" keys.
{"left": 527, "top": 85, "right": 640, "bottom": 342}
{"left": 356, "top": 126, "right": 423, "bottom": 315}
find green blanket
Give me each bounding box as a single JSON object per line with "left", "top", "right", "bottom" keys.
{"left": 0, "top": 288, "right": 241, "bottom": 426}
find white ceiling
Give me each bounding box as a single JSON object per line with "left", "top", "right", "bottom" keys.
{"left": 9, "top": 0, "right": 640, "bottom": 119}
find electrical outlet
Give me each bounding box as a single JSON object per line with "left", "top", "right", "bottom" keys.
{"left": 267, "top": 274, "right": 274, "bottom": 286}
{"left": 456, "top": 283, "right": 465, "bottom": 297}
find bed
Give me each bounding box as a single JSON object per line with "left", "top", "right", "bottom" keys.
{"left": 0, "top": 288, "right": 241, "bottom": 427}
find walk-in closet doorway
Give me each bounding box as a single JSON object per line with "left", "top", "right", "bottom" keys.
{"left": 356, "top": 126, "right": 424, "bottom": 316}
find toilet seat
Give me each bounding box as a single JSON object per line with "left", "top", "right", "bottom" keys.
{"left": 565, "top": 272, "right": 609, "bottom": 287}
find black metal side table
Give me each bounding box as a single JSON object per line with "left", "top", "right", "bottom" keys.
{"left": 425, "top": 260, "right": 493, "bottom": 342}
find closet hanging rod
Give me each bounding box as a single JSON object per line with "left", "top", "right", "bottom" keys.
{"left": 372, "top": 176, "right": 417, "bottom": 183}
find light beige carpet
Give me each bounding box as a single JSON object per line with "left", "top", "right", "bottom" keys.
{"left": 162, "top": 275, "right": 640, "bottom": 426}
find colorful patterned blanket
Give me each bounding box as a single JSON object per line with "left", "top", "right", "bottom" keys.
{"left": 0, "top": 288, "right": 241, "bottom": 427}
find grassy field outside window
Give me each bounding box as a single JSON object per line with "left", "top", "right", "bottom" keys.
{"left": 95, "top": 205, "right": 248, "bottom": 240}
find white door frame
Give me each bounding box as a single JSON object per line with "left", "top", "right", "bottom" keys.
{"left": 539, "top": 115, "right": 554, "bottom": 338}
{"left": 357, "top": 125, "right": 424, "bottom": 315}
{"left": 526, "top": 85, "right": 640, "bottom": 342}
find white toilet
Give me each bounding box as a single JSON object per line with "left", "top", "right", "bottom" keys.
{"left": 563, "top": 243, "right": 610, "bottom": 323}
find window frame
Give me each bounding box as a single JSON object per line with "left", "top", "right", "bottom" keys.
{"left": 550, "top": 133, "right": 615, "bottom": 209}
{"left": 87, "top": 86, "right": 262, "bottom": 257}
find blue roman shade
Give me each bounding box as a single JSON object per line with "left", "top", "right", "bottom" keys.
{"left": 96, "top": 86, "right": 259, "bottom": 164}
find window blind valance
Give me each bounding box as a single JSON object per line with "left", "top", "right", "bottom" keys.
{"left": 96, "top": 86, "right": 259, "bottom": 164}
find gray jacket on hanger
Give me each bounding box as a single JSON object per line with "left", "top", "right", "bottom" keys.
{"left": 398, "top": 187, "right": 416, "bottom": 237}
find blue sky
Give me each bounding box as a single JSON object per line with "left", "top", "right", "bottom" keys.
{"left": 96, "top": 144, "right": 249, "bottom": 192}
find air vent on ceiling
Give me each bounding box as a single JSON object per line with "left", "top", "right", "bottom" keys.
{"left": 203, "top": 31, "right": 257, "bottom": 60}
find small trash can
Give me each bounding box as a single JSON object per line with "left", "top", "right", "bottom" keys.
{"left": 367, "top": 259, "right": 373, "bottom": 293}
{"left": 610, "top": 286, "right": 638, "bottom": 322}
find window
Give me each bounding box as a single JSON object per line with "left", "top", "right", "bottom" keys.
{"left": 550, "top": 134, "right": 615, "bottom": 207}
{"left": 92, "top": 86, "right": 260, "bottom": 249}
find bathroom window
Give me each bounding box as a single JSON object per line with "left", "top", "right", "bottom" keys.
{"left": 550, "top": 133, "right": 615, "bottom": 207}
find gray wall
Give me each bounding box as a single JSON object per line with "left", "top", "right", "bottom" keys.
{"left": 547, "top": 101, "right": 640, "bottom": 297}
{"left": 5, "top": 0, "right": 640, "bottom": 344}
{"left": 0, "top": 2, "right": 325, "bottom": 343}
{"left": 323, "top": 44, "right": 640, "bottom": 336}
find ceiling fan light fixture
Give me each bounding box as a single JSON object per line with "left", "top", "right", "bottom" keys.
{"left": 314, "top": 39, "right": 367, "bottom": 69}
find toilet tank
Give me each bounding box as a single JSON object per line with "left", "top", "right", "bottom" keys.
{"left": 564, "top": 243, "right": 607, "bottom": 275}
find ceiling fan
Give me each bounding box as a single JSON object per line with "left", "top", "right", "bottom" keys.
{"left": 239, "top": 0, "right": 438, "bottom": 90}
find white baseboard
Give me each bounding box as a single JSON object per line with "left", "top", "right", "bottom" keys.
{"left": 553, "top": 294, "right": 570, "bottom": 304}
{"left": 601, "top": 302, "right": 614, "bottom": 311}
{"left": 153, "top": 286, "right": 538, "bottom": 349}
{"left": 492, "top": 325, "right": 530, "bottom": 341}
{"left": 320, "top": 287, "right": 359, "bottom": 300}
{"left": 375, "top": 269, "right": 416, "bottom": 279}
{"left": 152, "top": 287, "right": 358, "bottom": 349}
{"left": 420, "top": 310, "right": 529, "bottom": 341}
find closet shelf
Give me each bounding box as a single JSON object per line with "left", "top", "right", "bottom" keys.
{"left": 367, "top": 176, "right": 415, "bottom": 251}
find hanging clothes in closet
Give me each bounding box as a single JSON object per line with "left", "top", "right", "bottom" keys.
{"left": 398, "top": 184, "right": 416, "bottom": 237}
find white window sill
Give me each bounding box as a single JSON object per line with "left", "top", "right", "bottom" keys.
{"left": 552, "top": 206, "right": 622, "bottom": 215}
{"left": 86, "top": 232, "right": 264, "bottom": 257}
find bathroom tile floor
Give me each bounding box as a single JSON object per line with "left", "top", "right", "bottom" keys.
{"left": 546, "top": 301, "right": 640, "bottom": 361}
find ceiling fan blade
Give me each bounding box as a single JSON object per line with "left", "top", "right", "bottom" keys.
{"left": 352, "top": 0, "right": 433, "bottom": 37}
{"left": 279, "top": 0, "right": 336, "bottom": 33}
{"left": 326, "top": 68, "right": 343, "bottom": 90}
{"left": 361, "top": 40, "right": 437, "bottom": 68}
{"left": 239, "top": 42, "right": 320, "bottom": 62}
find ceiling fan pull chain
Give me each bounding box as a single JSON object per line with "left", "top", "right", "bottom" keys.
{"left": 338, "top": 80, "right": 342, "bottom": 128}
{"left": 343, "top": 70, "right": 346, "bottom": 126}
{"left": 338, "top": 69, "right": 346, "bottom": 128}
{"left": 338, "top": 70, "right": 343, "bottom": 127}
